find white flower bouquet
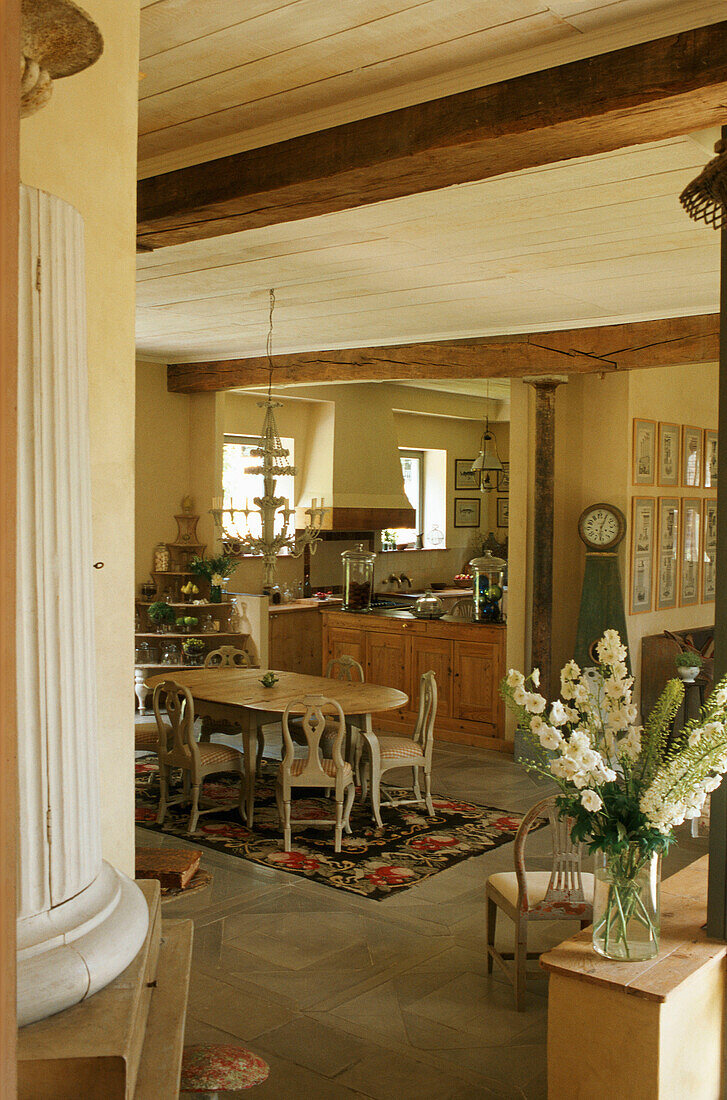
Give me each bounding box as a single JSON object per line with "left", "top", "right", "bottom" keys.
{"left": 502, "top": 630, "right": 727, "bottom": 959}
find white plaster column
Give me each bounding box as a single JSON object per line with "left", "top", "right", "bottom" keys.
{"left": 16, "top": 185, "right": 148, "bottom": 1027}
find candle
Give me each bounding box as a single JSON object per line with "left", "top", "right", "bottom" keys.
{"left": 320, "top": 497, "right": 325, "bottom": 510}
{"left": 311, "top": 498, "right": 317, "bottom": 510}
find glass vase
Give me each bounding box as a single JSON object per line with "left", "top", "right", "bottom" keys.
{"left": 593, "top": 846, "right": 661, "bottom": 961}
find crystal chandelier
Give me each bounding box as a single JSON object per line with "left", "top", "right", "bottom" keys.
{"left": 210, "top": 290, "right": 326, "bottom": 590}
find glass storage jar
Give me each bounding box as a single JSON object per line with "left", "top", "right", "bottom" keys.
{"left": 341, "top": 545, "right": 376, "bottom": 612}
{"left": 469, "top": 552, "right": 506, "bottom": 622}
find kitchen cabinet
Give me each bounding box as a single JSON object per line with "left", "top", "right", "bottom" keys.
{"left": 365, "top": 631, "right": 412, "bottom": 720}
{"left": 321, "top": 609, "right": 506, "bottom": 749}
{"left": 269, "top": 605, "right": 323, "bottom": 675}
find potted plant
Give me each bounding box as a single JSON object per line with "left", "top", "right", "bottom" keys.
{"left": 148, "top": 601, "right": 175, "bottom": 632}
{"left": 675, "top": 650, "right": 705, "bottom": 683}
{"left": 190, "top": 554, "right": 239, "bottom": 603}
{"left": 182, "top": 637, "right": 206, "bottom": 665}
{"left": 502, "top": 630, "right": 727, "bottom": 962}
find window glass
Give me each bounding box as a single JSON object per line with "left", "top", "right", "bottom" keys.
{"left": 391, "top": 450, "right": 423, "bottom": 546}
{"left": 222, "top": 434, "right": 295, "bottom": 542}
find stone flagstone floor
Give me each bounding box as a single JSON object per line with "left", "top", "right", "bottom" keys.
{"left": 137, "top": 732, "right": 708, "bottom": 1099}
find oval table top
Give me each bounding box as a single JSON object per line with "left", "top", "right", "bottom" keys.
{"left": 146, "top": 667, "right": 408, "bottom": 715}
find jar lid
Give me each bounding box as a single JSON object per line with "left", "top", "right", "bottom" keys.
{"left": 341, "top": 543, "right": 376, "bottom": 562}
{"left": 469, "top": 551, "right": 506, "bottom": 571}
{"left": 413, "top": 589, "right": 445, "bottom": 619}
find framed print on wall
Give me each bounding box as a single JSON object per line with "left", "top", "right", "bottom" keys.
{"left": 497, "top": 463, "right": 510, "bottom": 493}
{"left": 703, "top": 499, "right": 717, "bottom": 602}
{"left": 656, "top": 498, "right": 679, "bottom": 611}
{"left": 630, "top": 497, "right": 655, "bottom": 614}
{"left": 679, "top": 497, "right": 701, "bottom": 606}
{"left": 496, "top": 497, "right": 509, "bottom": 527}
{"left": 454, "top": 497, "right": 481, "bottom": 528}
{"left": 632, "top": 419, "right": 656, "bottom": 486}
{"left": 657, "top": 422, "right": 680, "bottom": 487}
{"left": 681, "top": 426, "right": 703, "bottom": 487}
{"left": 454, "top": 459, "right": 480, "bottom": 491}
{"left": 704, "top": 429, "right": 718, "bottom": 489}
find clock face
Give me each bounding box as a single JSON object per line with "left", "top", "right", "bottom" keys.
{"left": 578, "top": 503, "right": 626, "bottom": 551}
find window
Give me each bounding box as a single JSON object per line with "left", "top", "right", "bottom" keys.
{"left": 222, "top": 434, "right": 295, "bottom": 542}
{"left": 391, "top": 449, "right": 424, "bottom": 547}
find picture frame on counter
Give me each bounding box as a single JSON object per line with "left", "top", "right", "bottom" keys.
{"left": 681, "top": 426, "right": 703, "bottom": 488}
{"left": 679, "top": 497, "right": 701, "bottom": 606}
{"left": 630, "top": 496, "right": 655, "bottom": 614}
{"left": 632, "top": 419, "right": 656, "bottom": 486}
{"left": 454, "top": 497, "right": 481, "bottom": 528}
{"left": 496, "top": 497, "right": 509, "bottom": 528}
{"left": 656, "top": 497, "right": 679, "bottom": 611}
{"left": 657, "top": 422, "right": 680, "bottom": 487}
{"left": 496, "top": 463, "right": 510, "bottom": 493}
{"left": 454, "top": 460, "right": 480, "bottom": 491}
{"left": 704, "top": 429, "right": 718, "bottom": 489}
{"left": 703, "top": 499, "right": 717, "bottom": 602}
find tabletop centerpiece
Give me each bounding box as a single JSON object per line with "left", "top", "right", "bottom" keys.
{"left": 502, "top": 630, "right": 727, "bottom": 961}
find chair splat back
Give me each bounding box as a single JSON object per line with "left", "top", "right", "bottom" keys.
{"left": 325, "top": 655, "right": 364, "bottom": 682}
{"left": 412, "top": 671, "right": 437, "bottom": 758}
{"left": 205, "top": 646, "right": 252, "bottom": 668}
{"left": 153, "top": 680, "right": 195, "bottom": 765}
{"left": 282, "top": 696, "right": 346, "bottom": 784}
{"left": 513, "top": 796, "right": 587, "bottom": 910}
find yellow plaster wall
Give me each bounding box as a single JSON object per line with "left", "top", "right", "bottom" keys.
{"left": 20, "top": 0, "right": 140, "bottom": 874}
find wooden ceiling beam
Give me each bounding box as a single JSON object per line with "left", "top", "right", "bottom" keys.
{"left": 137, "top": 22, "right": 727, "bottom": 250}
{"left": 166, "top": 314, "right": 719, "bottom": 392}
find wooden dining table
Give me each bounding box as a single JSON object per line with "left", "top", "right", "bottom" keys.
{"left": 146, "top": 668, "right": 408, "bottom": 827}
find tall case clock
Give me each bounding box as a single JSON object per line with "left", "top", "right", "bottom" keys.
{"left": 574, "top": 502, "right": 631, "bottom": 672}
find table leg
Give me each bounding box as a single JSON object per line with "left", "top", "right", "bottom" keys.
{"left": 242, "top": 712, "right": 259, "bottom": 829}
{"left": 360, "top": 714, "right": 383, "bottom": 827}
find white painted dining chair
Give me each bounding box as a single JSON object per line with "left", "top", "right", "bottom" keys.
{"left": 450, "top": 597, "right": 474, "bottom": 620}
{"left": 276, "top": 695, "right": 355, "bottom": 852}
{"left": 485, "top": 796, "right": 594, "bottom": 1010}
{"left": 289, "top": 656, "right": 365, "bottom": 776}
{"left": 199, "top": 646, "right": 266, "bottom": 776}
{"left": 360, "top": 670, "right": 437, "bottom": 827}
{"left": 153, "top": 679, "right": 245, "bottom": 834}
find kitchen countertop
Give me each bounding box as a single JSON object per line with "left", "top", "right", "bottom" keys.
{"left": 321, "top": 606, "right": 506, "bottom": 627}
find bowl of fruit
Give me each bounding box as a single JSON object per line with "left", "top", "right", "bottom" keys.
{"left": 454, "top": 574, "right": 472, "bottom": 589}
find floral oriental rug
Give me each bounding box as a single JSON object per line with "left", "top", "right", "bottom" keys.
{"left": 135, "top": 758, "right": 540, "bottom": 900}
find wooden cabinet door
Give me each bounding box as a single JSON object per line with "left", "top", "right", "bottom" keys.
{"left": 452, "top": 640, "right": 502, "bottom": 729}
{"left": 269, "top": 609, "right": 322, "bottom": 675}
{"left": 410, "top": 636, "right": 452, "bottom": 718}
{"left": 365, "top": 630, "right": 412, "bottom": 717}
{"left": 324, "top": 625, "right": 365, "bottom": 672}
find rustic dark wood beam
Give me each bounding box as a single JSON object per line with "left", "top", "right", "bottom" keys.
{"left": 138, "top": 23, "right": 727, "bottom": 250}
{"left": 166, "top": 314, "right": 719, "bottom": 392}
{"left": 527, "top": 378, "right": 565, "bottom": 694}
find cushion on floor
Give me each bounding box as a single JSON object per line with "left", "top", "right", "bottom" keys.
{"left": 181, "top": 1043, "right": 269, "bottom": 1090}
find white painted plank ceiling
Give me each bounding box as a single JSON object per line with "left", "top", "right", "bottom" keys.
{"left": 138, "top": 0, "right": 727, "bottom": 176}
{"left": 136, "top": 134, "right": 720, "bottom": 363}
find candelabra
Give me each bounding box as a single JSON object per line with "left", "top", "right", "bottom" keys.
{"left": 210, "top": 398, "right": 327, "bottom": 590}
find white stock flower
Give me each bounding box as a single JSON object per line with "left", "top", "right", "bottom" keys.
{"left": 539, "top": 727, "right": 563, "bottom": 751}
{"left": 524, "top": 692, "right": 546, "bottom": 715}
{"left": 529, "top": 715, "right": 547, "bottom": 735}
{"left": 705, "top": 775, "right": 722, "bottom": 793}
{"left": 688, "top": 729, "right": 702, "bottom": 747}
{"left": 580, "top": 790, "right": 603, "bottom": 812}
{"left": 713, "top": 688, "right": 727, "bottom": 707}
{"left": 513, "top": 684, "right": 529, "bottom": 707}
{"left": 506, "top": 669, "right": 525, "bottom": 690}
{"left": 210, "top": 572, "right": 224, "bottom": 586}
{"left": 531, "top": 668, "right": 540, "bottom": 687}
{"left": 573, "top": 683, "right": 590, "bottom": 707}
{"left": 549, "top": 700, "right": 569, "bottom": 727}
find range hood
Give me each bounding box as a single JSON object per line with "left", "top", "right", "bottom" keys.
{"left": 294, "top": 385, "right": 415, "bottom": 531}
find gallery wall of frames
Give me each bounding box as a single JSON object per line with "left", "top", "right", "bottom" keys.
{"left": 630, "top": 419, "right": 717, "bottom": 616}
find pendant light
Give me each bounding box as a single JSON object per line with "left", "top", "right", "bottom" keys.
{"left": 470, "top": 381, "right": 503, "bottom": 493}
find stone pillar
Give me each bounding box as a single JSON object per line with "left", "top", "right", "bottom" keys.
{"left": 525, "top": 377, "right": 565, "bottom": 694}
{"left": 16, "top": 186, "right": 147, "bottom": 1027}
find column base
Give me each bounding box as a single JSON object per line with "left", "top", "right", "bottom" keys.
{"left": 17, "top": 862, "right": 149, "bottom": 1027}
